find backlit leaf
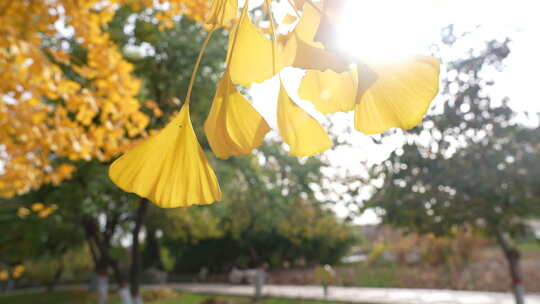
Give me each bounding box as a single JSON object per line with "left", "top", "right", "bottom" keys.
{"left": 299, "top": 67, "right": 357, "bottom": 114}
{"left": 277, "top": 83, "right": 332, "bottom": 157}
{"left": 227, "top": 4, "right": 280, "bottom": 86}
{"left": 204, "top": 71, "right": 270, "bottom": 159}
{"left": 281, "top": 2, "right": 348, "bottom": 72}
{"left": 354, "top": 56, "right": 441, "bottom": 134}
{"left": 206, "top": 0, "right": 238, "bottom": 28}
{"left": 109, "top": 104, "right": 222, "bottom": 208}
{"left": 282, "top": 33, "right": 349, "bottom": 72}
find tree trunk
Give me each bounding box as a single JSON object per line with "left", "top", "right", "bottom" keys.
{"left": 83, "top": 216, "right": 130, "bottom": 304}
{"left": 507, "top": 250, "right": 525, "bottom": 304}
{"left": 143, "top": 227, "right": 162, "bottom": 270}
{"left": 46, "top": 259, "right": 64, "bottom": 292}
{"left": 5, "top": 278, "right": 15, "bottom": 291}
{"left": 118, "top": 285, "right": 133, "bottom": 304}
{"left": 495, "top": 230, "right": 525, "bottom": 304}
{"left": 130, "top": 199, "right": 149, "bottom": 304}
{"left": 84, "top": 219, "right": 109, "bottom": 303}
{"left": 96, "top": 273, "right": 109, "bottom": 304}
{"left": 95, "top": 243, "right": 132, "bottom": 304}
{"left": 105, "top": 256, "right": 131, "bottom": 304}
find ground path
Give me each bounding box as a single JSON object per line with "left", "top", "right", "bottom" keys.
{"left": 3, "top": 283, "right": 540, "bottom": 304}
{"left": 165, "top": 283, "right": 540, "bottom": 304}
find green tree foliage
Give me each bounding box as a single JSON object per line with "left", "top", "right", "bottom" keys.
{"left": 156, "top": 141, "right": 358, "bottom": 272}
{"left": 1, "top": 160, "right": 135, "bottom": 271}
{"left": 0, "top": 197, "right": 84, "bottom": 272}
{"left": 110, "top": 7, "right": 228, "bottom": 131}
{"left": 366, "top": 29, "right": 540, "bottom": 302}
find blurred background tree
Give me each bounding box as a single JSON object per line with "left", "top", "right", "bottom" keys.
{"left": 154, "top": 141, "right": 358, "bottom": 273}
{"left": 366, "top": 28, "right": 540, "bottom": 304}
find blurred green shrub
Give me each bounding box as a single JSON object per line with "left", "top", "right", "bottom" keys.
{"left": 164, "top": 205, "right": 359, "bottom": 273}
{"left": 23, "top": 246, "right": 93, "bottom": 286}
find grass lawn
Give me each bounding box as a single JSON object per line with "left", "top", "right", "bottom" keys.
{"left": 517, "top": 241, "right": 540, "bottom": 258}
{"left": 0, "top": 289, "right": 364, "bottom": 304}
{"left": 339, "top": 264, "right": 401, "bottom": 288}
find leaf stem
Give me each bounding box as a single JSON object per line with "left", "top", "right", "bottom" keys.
{"left": 265, "top": 0, "right": 277, "bottom": 76}
{"left": 286, "top": 0, "right": 301, "bottom": 18}
{"left": 305, "top": 0, "right": 324, "bottom": 15}
{"left": 185, "top": 26, "right": 216, "bottom": 105}
{"left": 225, "top": 2, "right": 249, "bottom": 69}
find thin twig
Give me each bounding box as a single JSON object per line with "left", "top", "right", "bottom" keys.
{"left": 225, "top": 1, "right": 250, "bottom": 68}
{"left": 286, "top": 0, "right": 301, "bottom": 18}
{"left": 184, "top": 26, "right": 216, "bottom": 104}
{"left": 265, "top": 0, "right": 277, "bottom": 76}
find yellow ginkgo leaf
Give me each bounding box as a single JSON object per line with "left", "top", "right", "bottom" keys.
{"left": 294, "top": 1, "right": 322, "bottom": 44}
{"left": 227, "top": 4, "right": 280, "bottom": 86}
{"left": 354, "top": 56, "right": 441, "bottom": 134}
{"left": 204, "top": 71, "right": 270, "bottom": 159}
{"left": 281, "top": 2, "right": 349, "bottom": 73}
{"left": 299, "top": 67, "right": 357, "bottom": 114}
{"left": 277, "top": 83, "right": 332, "bottom": 157}
{"left": 282, "top": 32, "right": 349, "bottom": 73}
{"left": 109, "top": 104, "right": 222, "bottom": 208}
{"left": 282, "top": 14, "right": 297, "bottom": 25}
{"left": 206, "top": 0, "right": 238, "bottom": 28}
{"left": 292, "top": 0, "right": 307, "bottom": 10}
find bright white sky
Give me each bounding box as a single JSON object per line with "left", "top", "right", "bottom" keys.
{"left": 249, "top": 0, "right": 540, "bottom": 224}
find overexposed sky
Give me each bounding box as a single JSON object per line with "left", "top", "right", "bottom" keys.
{"left": 249, "top": 0, "right": 540, "bottom": 224}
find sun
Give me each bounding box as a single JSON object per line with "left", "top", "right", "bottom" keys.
{"left": 335, "top": 0, "right": 437, "bottom": 63}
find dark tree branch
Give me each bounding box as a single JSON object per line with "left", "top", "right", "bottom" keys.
{"left": 130, "top": 198, "right": 149, "bottom": 297}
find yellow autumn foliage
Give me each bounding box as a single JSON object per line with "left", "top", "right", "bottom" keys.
{"left": 3, "top": 0, "right": 441, "bottom": 208}
{"left": 0, "top": 0, "right": 209, "bottom": 198}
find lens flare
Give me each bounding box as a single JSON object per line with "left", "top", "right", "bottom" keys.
{"left": 336, "top": 0, "right": 436, "bottom": 63}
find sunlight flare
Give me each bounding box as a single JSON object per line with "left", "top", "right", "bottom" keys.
{"left": 336, "top": 0, "right": 436, "bottom": 63}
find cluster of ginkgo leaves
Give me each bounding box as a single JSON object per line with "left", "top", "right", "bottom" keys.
{"left": 17, "top": 202, "right": 58, "bottom": 219}
{"left": 0, "top": 265, "right": 25, "bottom": 281}
{"left": 109, "top": 0, "right": 441, "bottom": 208}
{"left": 0, "top": 0, "right": 209, "bottom": 198}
